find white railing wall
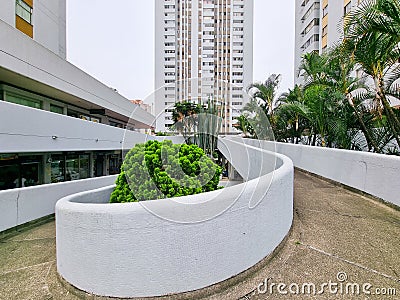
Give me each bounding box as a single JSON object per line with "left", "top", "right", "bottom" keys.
{"left": 0, "top": 175, "right": 117, "bottom": 232}
{"left": 242, "top": 139, "right": 400, "bottom": 207}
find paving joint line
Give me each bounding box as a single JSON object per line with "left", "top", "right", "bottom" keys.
{"left": 0, "top": 260, "right": 56, "bottom": 276}
{"left": 306, "top": 244, "right": 400, "bottom": 283}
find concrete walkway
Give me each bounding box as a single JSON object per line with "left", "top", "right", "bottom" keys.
{"left": 0, "top": 171, "right": 399, "bottom": 299}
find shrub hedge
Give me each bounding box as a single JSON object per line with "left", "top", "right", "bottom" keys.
{"left": 110, "top": 140, "right": 222, "bottom": 203}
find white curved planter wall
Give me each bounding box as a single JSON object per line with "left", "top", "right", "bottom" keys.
{"left": 242, "top": 139, "right": 400, "bottom": 207}
{"left": 56, "top": 139, "right": 293, "bottom": 298}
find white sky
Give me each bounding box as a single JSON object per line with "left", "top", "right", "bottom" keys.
{"left": 66, "top": 0, "right": 294, "bottom": 103}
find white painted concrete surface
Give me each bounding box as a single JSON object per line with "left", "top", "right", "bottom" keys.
{"left": 0, "top": 19, "right": 154, "bottom": 126}
{"left": 33, "top": 0, "right": 67, "bottom": 58}
{"left": 0, "top": 175, "right": 117, "bottom": 232}
{"left": 56, "top": 138, "right": 293, "bottom": 297}
{"left": 0, "top": 101, "right": 152, "bottom": 154}
{"left": 0, "top": 0, "right": 14, "bottom": 27}
{"left": 242, "top": 139, "right": 400, "bottom": 207}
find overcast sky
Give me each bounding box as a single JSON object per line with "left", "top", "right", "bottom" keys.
{"left": 66, "top": 0, "right": 295, "bottom": 103}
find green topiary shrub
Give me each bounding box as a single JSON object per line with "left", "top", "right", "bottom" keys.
{"left": 110, "top": 140, "right": 222, "bottom": 203}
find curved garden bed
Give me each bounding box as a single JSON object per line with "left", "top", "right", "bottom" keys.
{"left": 56, "top": 138, "right": 293, "bottom": 298}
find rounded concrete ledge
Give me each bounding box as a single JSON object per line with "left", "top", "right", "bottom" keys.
{"left": 56, "top": 140, "right": 293, "bottom": 298}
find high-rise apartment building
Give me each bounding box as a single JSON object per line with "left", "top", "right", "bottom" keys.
{"left": 155, "top": 0, "right": 253, "bottom": 133}
{"left": 294, "top": 0, "right": 363, "bottom": 84}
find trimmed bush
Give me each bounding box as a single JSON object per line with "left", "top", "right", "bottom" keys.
{"left": 110, "top": 140, "right": 222, "bottom": 203}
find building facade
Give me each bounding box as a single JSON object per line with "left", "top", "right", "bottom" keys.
{"left": 294, "top": 0, "right": 363, "bottom": 84}
{"left": 0, "top": 0, "right": 154, "bottom": 191}
{"left": 155, "top": 0, "right": 253, "bottom": 133}
{"left": 1, "top": 0, "right": 66, "bottom": 58}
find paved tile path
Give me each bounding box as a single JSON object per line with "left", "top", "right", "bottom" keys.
{"left": 0, "top": 171, "right": 399, "bottom": 299}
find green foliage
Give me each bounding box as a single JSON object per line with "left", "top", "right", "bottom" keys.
{"left": 245, "top": 74, "right": 281, "bottom": 135}
{"left": 342, "top": 0, "right": 400, "bottom": 149}
{"left": 233, "top": 115, "right": 252, "bottom": 138}
{"left": 169, "top": 99, "right": 225, "bottom": 156}
{"left": 110, "top": 140, "right": 222, "bottom": 203}
{"left": 234, "top": 1, "right": 400, "bottom": 154}
{"left": 194, "top": 98, "right": 224, "bottom": 156}
{"left": 235, "top": 97, "right": 275, "bottom": 140}
{"left": 155, "top": 132, "right": 171, "bottom": 136}
{"left": 169, "top": 102, "right": 202, "bottom": 142}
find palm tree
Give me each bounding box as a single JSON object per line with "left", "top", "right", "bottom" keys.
{"left": 275, "top": 85, "right": 308, "bottom": 143}
{"left": 247, "top": 74, "right": 281, "bottom": 128}
{"left": 344, "top": 0, "right": 400, "bottom": 45}
{"left": 343, "top": 0, "right": 400, "bottom": 147}
{"left": 171, "top": 101, "right": 201, "bottom": 142}
{"left": 298, "top": 43, "right": 395, "bottom": 151}
{"left": 237, "top": 98, "right": 274, "bottom": 140}
{"left": 324, "top": 46, "right": 382, "bottom": 152}
{"left": 233, "top": 115, "right": 254, "bottom": 138}
{"left": 297, "top": 51, "right": 337, "bottom": 147}
{"left": 298, "top": 51, "right": 328, "bottom": 85}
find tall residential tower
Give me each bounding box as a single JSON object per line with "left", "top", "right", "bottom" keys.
{"left": 155, "top": 0, "right": 253, "bottom": 133}
{"left": 294, "top": 0, "right": 363, "bottom": 84}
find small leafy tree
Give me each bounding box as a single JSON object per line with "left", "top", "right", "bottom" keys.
{"left": 171, "top": 102, "right": 202, "bottom": 143}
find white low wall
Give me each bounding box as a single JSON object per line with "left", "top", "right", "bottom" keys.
{"left": 0, "top": 101, "right": 184, "bottom": 154}
{"left": 0, "top": 101, "right": 151, "bottom": 154}
{"left": 0, "top": 175, "right": 117, "bottom": 232}
{"left": 56, "top": 138, "right": 293, "bottom": 298}
{"left": 242, "top": 139, "right": 400, "bottom": 207}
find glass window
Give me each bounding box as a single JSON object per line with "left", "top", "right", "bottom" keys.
{"left": 51, "top": 155, "right": 65, "bottom": 183}
{"left": 0, "top": 154, "right": 42, "bottom": 189}
{"left": 20, "top": 158, "right": 41, "bottom": 187}
{"left": 93, "top": 154, "right": 105, "bottom": 177}
{"left": 0, "top": 155, "right": 19, "bottom": 190}
{"left": 66, "top": 155, "right": 80, "bottom": 181}
{"left": 6, "top": 94, "right": 41, "bottom": 109}
{"left": 16, "top": 0, "right": 32, "bottom": 24}
{"left": 322, "top": 26, "right": 328, "bottom": 36}
{"left": 50, "top": 104, "right": 64, "bottom": 114}
{"left": 109, "top": 154, "right": 122, "bottom": 175}
{"left": 67, "top": 110, "right": 80, "bottom": 118}
{"left": 79, "top": 154, "right": 90, "bottom": 179}
{"left": 109, "top": 120, "right": 124, "bottom": 128}
{"left": 323, "top": 6, "right": 328, "bottom": 17}
{"left": 51, "top": 153, "right": 91, "bottom": 182}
